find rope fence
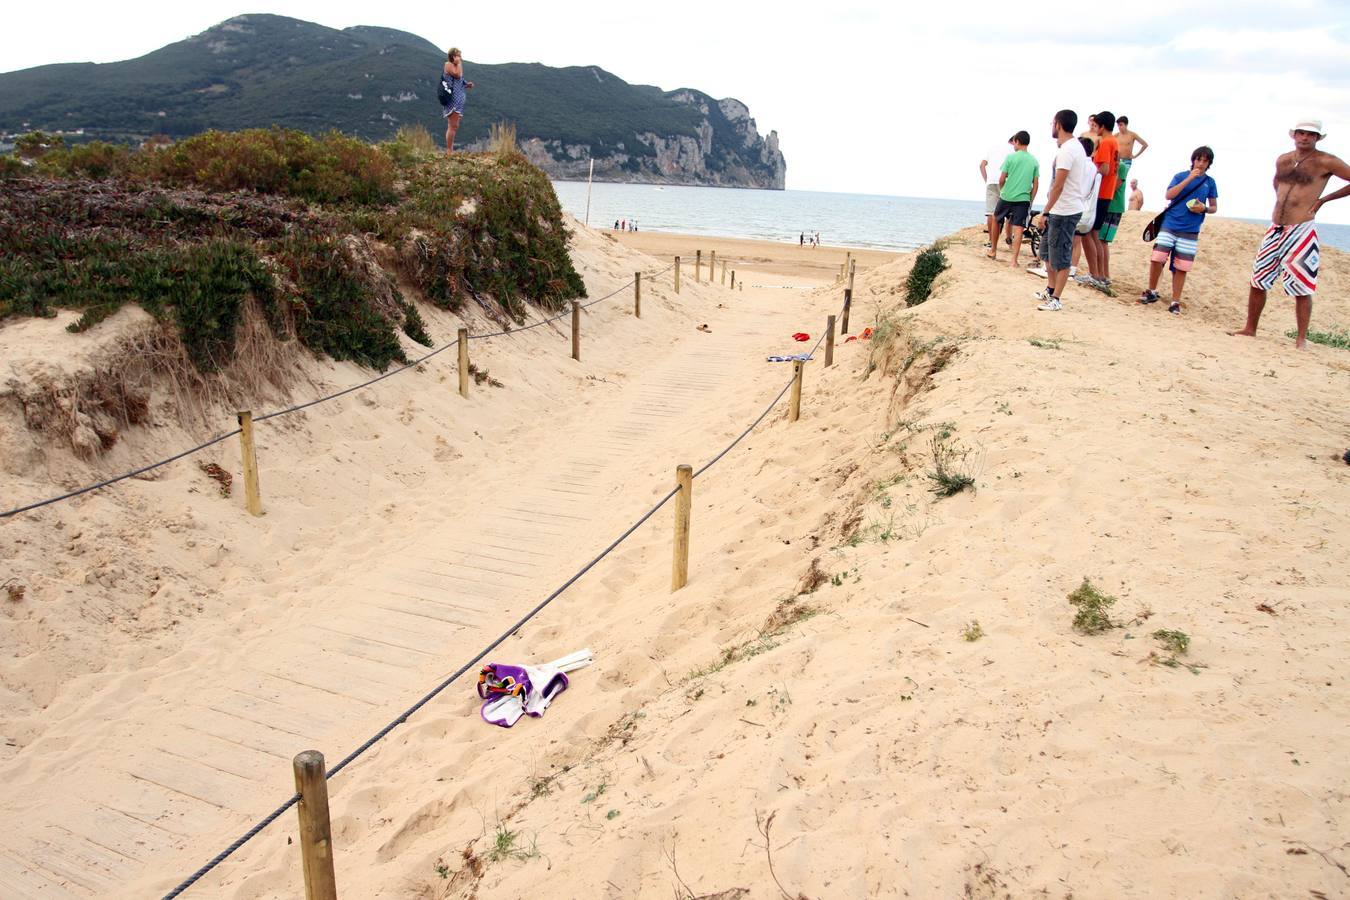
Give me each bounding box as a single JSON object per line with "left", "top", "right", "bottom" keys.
{"left": 1, "top": 264, "right": 674, "bottom": 521}
{"left": 159, "top": 287, "right": 848, "bottom": 899}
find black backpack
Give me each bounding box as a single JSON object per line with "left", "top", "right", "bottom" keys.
{"left": 437, "top": 71, "right": 453, "bottom": 106}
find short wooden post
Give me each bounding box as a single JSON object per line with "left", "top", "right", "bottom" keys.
{"left": 695, "top": 250, "right": 702, "bottom": 283}
{"left": 457, "top": 328, "right": 469, "bottom": 398}
{"left": 730, "top": 270, "right": 736, "bottom": 290}
{"left": 720, "top": 259, "right": 727, "bottom": 285}
{"left": 293, "top": 751, "right": 338, "bottom": 900}
{"left": 674, "top": 256, "right": 681, "bottom": 294}
{"left": 710, "top": 250, "right": 717, "bottom": 284}
{"left": 236, "top": 410, "right": 262, "bottom": 517}
{"left": 634, "top": 271, "right": 642, "bottom": 318}
{"left": 789, "top": 361, "right": 804, "bottom": 422}
{"left": 671, "top": 464, "right": 693, "bottom": 592}
{"left": 825, "top": 314, "right": 836, "bottom": 367}
{"left": 838, "top": 263, "right": 844, "bottom": 282}
{"left": 571, "top": 300, "right": 581, "bottom": 361}
{"left": 841, "top": 288, "right": 852, "bottom": 334}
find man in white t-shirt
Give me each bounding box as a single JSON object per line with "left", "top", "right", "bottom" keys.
{"left": 981, "top": 138, "right": 1013, "bottom": 247}
{"left": 1033, "top": 110, "right": 1090, "bottom": 311}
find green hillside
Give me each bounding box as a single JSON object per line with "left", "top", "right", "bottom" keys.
{"left": 0, "top": 14, "right": 749, "bottom": 163}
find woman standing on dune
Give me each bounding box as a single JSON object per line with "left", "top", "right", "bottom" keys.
{"left": 440, "top": 47, "right": 474, "bottom": 155}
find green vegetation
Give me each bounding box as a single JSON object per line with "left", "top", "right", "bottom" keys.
{"left": 1028, "top": 338, "right": 1062, "bottom": 350}
{"left": 926, "top": 431, "right": 975, "bottom": 497}
{"left": 1152, "top": 629, "right": 1190, "bottom": 656}
{"left": 1286, "top": 328, "right": 1350, "bottom": 350}
{"left": 487, "top": 823, "right": 538, "bottom": 863}
{"left": 1067, "top": 579, "right": 1118, "bottom": 635}
{"left": 1, "top": 127, "right": 585, "bottom": 373}
{"left": 905, "top": 243, "right": 950, "bottom": 306}
{"left": 962, "top": 620, "right": 985, "bottom": 642}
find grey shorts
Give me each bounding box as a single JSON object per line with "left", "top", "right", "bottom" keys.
{"left": 1045, "top": 213, "right": 1082, "bottom": 271}
{"left": 985, "top": 183, "right": 1000, "bottom": 215}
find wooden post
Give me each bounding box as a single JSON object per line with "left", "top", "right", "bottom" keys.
{"left": 571, "top": 300, "right": 581, "bottom": 362}
{"left": 825, "top": 314, "right": 836, "bottom": 367}
{"left": 847, "top": 258, "right": 856, "bottom": 294}
{"left": 671, "top": 464, "right": 693, "bottom": 592}
{"left": 841, "top": 288, "right": 852, "bottom": 334}
{"left": 457, "top": 328, "right": 469, "bottom": 398}
{"left": 293, "top": 751, "right": 338, "bottom": 900}
{"left": 789, "top": 361, "right": 804, "bottom": 422}
{"left": 695, "top": 250, "right": 702, "bottom": 283}
{"left": 634, "top": 272, "right": 642, "bottom": 318}
{"left": 730, "top": 270, "right": 736, "bottom": 290}
{"left": 710, "top": 250, "right": 717, "bottom": 284}
{"left": 674, "top": 256, "right": 681, "bottom": 294}
{"left": 236, "top": 410, "right": 262, "bottom": 517}
{"left": 720, "top": 259, "right": 727, "bottom": 285}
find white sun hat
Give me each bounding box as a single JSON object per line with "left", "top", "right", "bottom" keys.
{"left": 1290, "top": 118, "right": 1326, "bottom": 137}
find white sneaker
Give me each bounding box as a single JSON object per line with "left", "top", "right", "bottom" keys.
{"left": 1073, "top": 274, "right": 1095, "bottom": 285}
{"left": 1033, "top": 288, "right": 1051, "bottom": 301}
{"left": 1037, "top": 297, "right": 1063, "bottom": 311}
{"left": 1028, "top": 266, "right": 1047, "bottom": 278}
{"left": 1069, "top": 266, "right": 1078, "bottom": 276}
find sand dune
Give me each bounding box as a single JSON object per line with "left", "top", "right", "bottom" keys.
{"left": 3, "top": 212, "right": 1349, "bottom": 898}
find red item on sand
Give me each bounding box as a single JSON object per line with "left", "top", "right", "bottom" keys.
{"left": 792, "top": 332, "right": 810, "bottom": 342}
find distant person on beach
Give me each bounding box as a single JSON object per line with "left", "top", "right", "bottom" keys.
{"left": 981, "top": 138, "right": 1013, "bottom": 246}
{"left": 988, "top": 131, "right": 1039, "bottom": 267}
{"left": 1129, "top": 179, "right": 1144, "bottom": 211}
{"left": 1078, "top": 111, "right": 1120, "bottom": 289}
{"left": 1140, "top": 146, "right": 1218, "bottom": 316}
{"left": 440, "top": 47, "right": 474, "bottom": 155}
{"left": 1116, "top": 116, "right": 1148, "bottom": 174}
{"left": 1231, "top": 119, "right": 1350, "bottom": 349}
{"left": 614, "top": 219, "right": 620, "bottom": 230}
{"left": 1033, "top": 110, "right": 1090, "bottom": 311}
{"left": 814, "top": 232, "right": 820, "bottom": 247}
{"left": 800, "top": 232, "right": 805, "bottom": 246}
{"left": 1078, "top": 114, "right": 1098, "bottom": 141}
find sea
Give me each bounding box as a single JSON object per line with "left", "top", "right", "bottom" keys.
{"left": 552, "top": 181, "right": 1350, "bottom": 254}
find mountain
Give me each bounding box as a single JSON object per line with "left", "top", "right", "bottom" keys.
{"left": 0, "top": 14, "right": 786, "bottom": 189}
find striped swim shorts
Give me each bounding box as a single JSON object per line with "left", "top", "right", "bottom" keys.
{"left": 1152, "top": 230, "right": 1200, "bottom": 272}
{"left": 1251, "top": 221, "right": 1319, "bottom": 296}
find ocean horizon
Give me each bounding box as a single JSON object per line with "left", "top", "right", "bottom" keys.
{"left": 553, "top": 181, "right": 1350, "bottom": 255}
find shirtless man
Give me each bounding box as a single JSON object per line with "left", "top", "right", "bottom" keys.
{"left": 1128, "top": 179, "right": 1144, "bottom": 210}
{"left": 1116, "top": 116, "right": 1148, "bottom": 173}
{"left": 1231, "top": 119, "right": 1350, "bottom": 349}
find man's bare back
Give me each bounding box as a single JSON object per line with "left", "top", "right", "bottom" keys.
{"left": 1272, "top": 147, "right": 1350, "bottom": 224}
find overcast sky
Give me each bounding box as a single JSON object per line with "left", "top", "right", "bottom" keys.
{"left": 4, "top": 1, "right": 1350, "bottom": 223}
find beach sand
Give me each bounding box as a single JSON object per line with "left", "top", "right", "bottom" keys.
{"left": 1, "top": 213, "right": 1348, "bottom": 898}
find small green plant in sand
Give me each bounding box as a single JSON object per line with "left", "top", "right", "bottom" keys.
{"left": 581, "top": 782, "right": 608, "bottom": 804}
{"left": 487, "top": 823, "right": 538, "bottom": 863}
{"left": 1028, "top": 338, "right": 1062, "bottom": 350}
{"left": 1067, "top": 578, "right": 1118, "bottom": 635}
{"left": 962, "top": 620, "right": 985, "bottom": 642}
{"left": 528, "top": 772, "right": 557, "bottom": 799}
{"left": 1148, "top": 629, "right": 1204, "bottom": 673}
{"left": 1286, "top": 327, "right": 1350, "bottom": 350}
{"left": 926, "top": 432, "right": 976, "bottom": 497}
{"left": 489, "top": 121, "right": 520, "bottom": 158}
{"left": 905, "top": 242, "right": 949, "bottom": 306}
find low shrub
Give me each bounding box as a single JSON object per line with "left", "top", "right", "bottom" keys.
{"left": 905, "top": 243, "right": 949, "bottom": 306}
{"left": 36, "top": 142, "right": 132, "bottom": 180}
{"left": 1067, "top": 579, "right": 1117, "bottom": 635}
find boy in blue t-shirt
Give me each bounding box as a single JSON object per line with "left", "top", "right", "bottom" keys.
{"left": 1140, "top": 146, "right": 1218, "bottom": 315}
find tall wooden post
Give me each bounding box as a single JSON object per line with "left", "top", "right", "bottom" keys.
{"left": 841, "top": 287, "right": 852, "bottom": 334}
{"left": 674, "top": 256, "right": 681, "bottom": 294}
{"left": 695, "top": 250, "right": 702, "bottom": 283}
{"left": 847, "top": 258, "right": 856, "bottom": 294}
{"left": 789, "top": 361, "right": 804, "bottom": 422}
{"left": 720, "top": 260, "right": 727, "bottom": 285}
{"left": 457, "top": 328, "right": 469, "bottom": 398}
{"left": 710, "top": 250, "right": 717, "bottom": 284}
{"left": 571, "top": 301, "right": 581, "bottom": 361}
{"left": 293, "top": 751, "right": 338, "bottom": 900}
{"left": 236, "top": 410, "right": 262, "bottom": 517}
{"left": 825, "top": 315, "right": 836, "bottom": 367}
{"left": 730, "top": 270, "right": 736, "bottom": 290}
{"left": 634, "top": 272, "right": 642, "bottom": 318}
{"left": 671, "top": 464, "right": 693, "bottom": 592}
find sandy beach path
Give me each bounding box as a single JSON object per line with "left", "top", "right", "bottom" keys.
{"left": 0, "top": 246, "right": 853, "bottom": 898}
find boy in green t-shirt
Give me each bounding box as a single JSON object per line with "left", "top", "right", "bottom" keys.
{"left": 989, "top": 131, "right": 1040, "bottom": 267}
